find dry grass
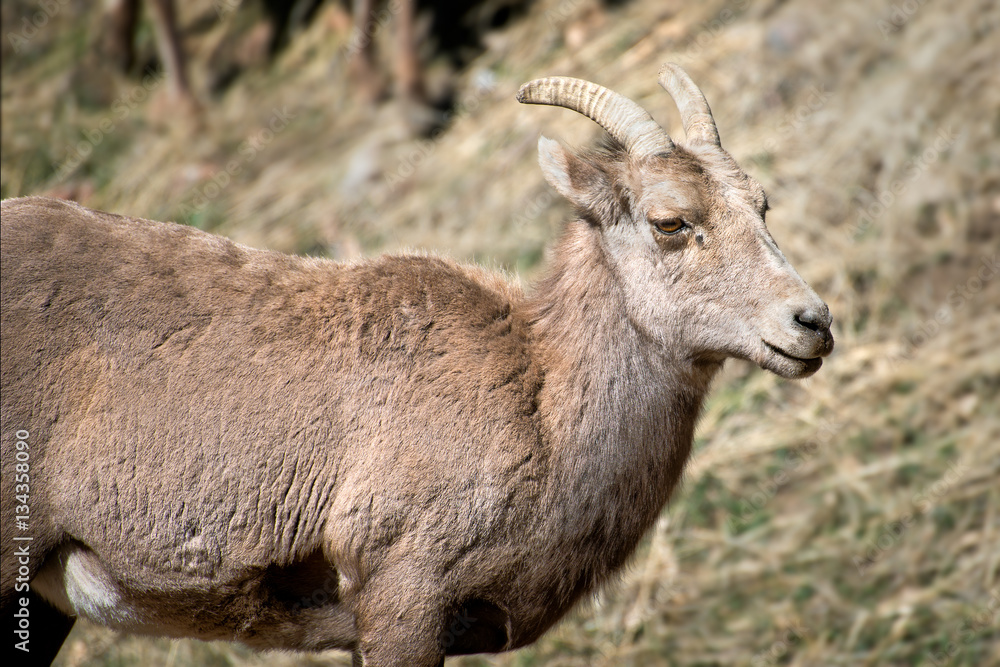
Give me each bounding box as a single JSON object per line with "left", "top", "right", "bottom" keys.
{"left": 2, "top": 0, "right": 998, "bottom": 665}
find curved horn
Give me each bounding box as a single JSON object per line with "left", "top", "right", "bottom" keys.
{"left": 657, "top": 63, "right": 720, "bottom": 146}
{"left": 517, "top": 76, "right": 673, "bottom": 157}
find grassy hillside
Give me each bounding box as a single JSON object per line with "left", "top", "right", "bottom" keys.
{"left": 2, "top": 0, "right": 997, "bottom": 665}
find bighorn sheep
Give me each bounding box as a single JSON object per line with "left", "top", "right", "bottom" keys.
{"left": 1, "top": 64, "right": 833, "bottom": 666}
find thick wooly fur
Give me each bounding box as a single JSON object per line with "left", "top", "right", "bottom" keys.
{"left": 1, "top": 77, "right": 832, "bottom": 667}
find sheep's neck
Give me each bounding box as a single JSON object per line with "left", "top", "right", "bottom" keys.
{"left": 526, "top": 223, "right": 717, "bottom": 573}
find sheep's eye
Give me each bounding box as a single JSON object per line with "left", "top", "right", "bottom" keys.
{"left": 651, "top": 218, "right": 686, "bottom": 235}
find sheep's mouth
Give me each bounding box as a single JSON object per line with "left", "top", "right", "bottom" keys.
{"left": 763, "top": 341, "right": 824, "bottom": 376}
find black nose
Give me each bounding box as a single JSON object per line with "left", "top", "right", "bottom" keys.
{"left": 794, "top": 304, "right": 832, "bottom": 333}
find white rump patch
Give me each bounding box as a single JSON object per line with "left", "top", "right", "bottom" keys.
{"left": 31, "top": 544, "right": 137, "bottom": 627}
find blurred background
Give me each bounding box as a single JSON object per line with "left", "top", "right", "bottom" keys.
{"left": 2, "top": 0, "right": 998, "bottom": 664}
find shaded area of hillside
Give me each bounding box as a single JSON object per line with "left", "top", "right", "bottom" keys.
{"left": 2, "top": 0, "right": 998, "bottom": 665}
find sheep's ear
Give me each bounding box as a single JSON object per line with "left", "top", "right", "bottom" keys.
{"left": 537, "top": 136, "right": 608, "bottom": 216}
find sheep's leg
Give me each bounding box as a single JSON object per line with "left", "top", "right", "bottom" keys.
{"left": 3, "top": 589, "right": 75, "bottom": 666}
{"left": 352, "top": 615, "right": 447, "bottom": 667}
{"left": 351, "top": 581, "right": 447, "bottom": 667}
{"left": 354, "top": 650, "right": 443, "bottom": 667}
{"left": 353, "top": 648, "right": 444, "bottom": 667}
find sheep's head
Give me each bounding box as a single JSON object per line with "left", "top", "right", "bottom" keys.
{"left": 519, "top": 63, "right": 833, "bottom": 378}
